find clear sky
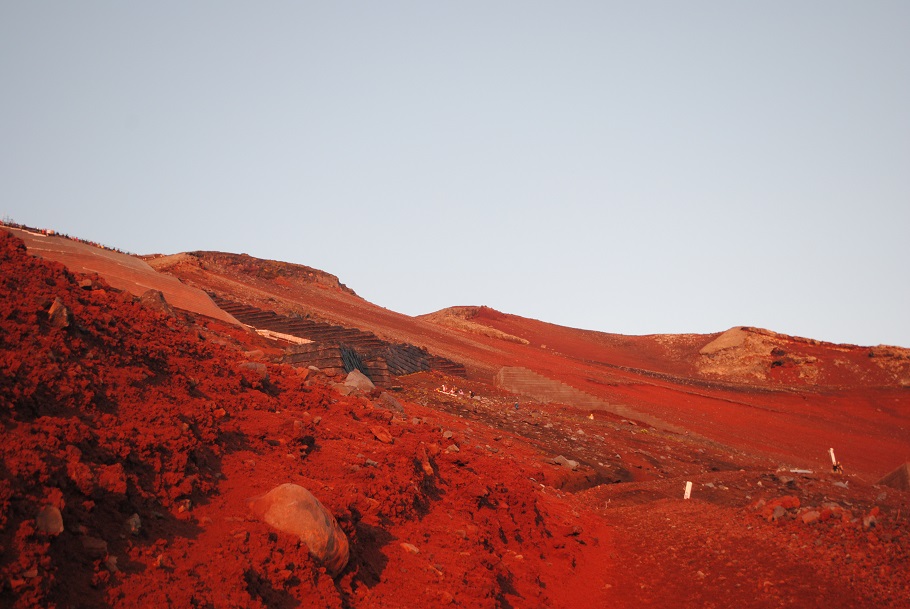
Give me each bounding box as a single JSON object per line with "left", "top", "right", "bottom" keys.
{"left": 2, "top": 2, "right": 908, "bottom": 347}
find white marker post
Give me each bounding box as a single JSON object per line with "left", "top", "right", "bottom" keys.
{"left": 829, "top": 448, "right": 843, "bottom": 473}
{"left": 684, "top": 481, "right": 693, "bottom": 500}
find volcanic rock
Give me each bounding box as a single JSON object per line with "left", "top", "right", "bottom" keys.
{"left": 239, "top": 361, "right": 269, "bottom": 381}
{"left": 47, "top": 297, "right": 71, "bottom": 328}
{"left": 344, "top": 369, "right": 375, "bottom": 392}
{"left": 417, "top": 443, "right": 434, "bottom": 476}
{"left": 334, "top": 384, "right": 356, "bottom": 396}
{"left": 699, "top": 328, "right": 750, "bottom": 355}
{"left": 140, "top": 289, "right": 176, "bottom": 317}
{"left": 125, "top": 513, "right": 141, "bottom": 536}
{"left": 81, "top": 536, "right": 108, "bottom": 558}
{"left": 379, "top": 392, "right": 405, "bottom": 413}
{"left": 248, "top": 483, "right": 349, "bottom": 576}
{"left": 371, "top": 426, "right": 394, "bottom": 444}
{"left": 35, "top": 506, "right": 64, "bottom": 536}
{"left": 552, "top": 455, "right": 580, "bottom": 471}
{"left": 801, "top": 510, "right": 821, "bottom": 525}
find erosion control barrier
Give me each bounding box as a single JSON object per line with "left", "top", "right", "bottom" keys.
{"left": 211, "top": 294, "right": 464, "bottom": 385}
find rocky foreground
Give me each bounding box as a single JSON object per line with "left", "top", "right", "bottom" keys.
{"left": 1, "top": 227, "right": 909, "bottom": 608}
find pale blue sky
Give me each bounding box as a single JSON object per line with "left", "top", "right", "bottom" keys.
{"left": 2, "top": 2, "right": 908, "bottom": 347}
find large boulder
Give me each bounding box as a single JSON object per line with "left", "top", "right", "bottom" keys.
{"left": 344, "top": 369, "right": 375, "bottom": 392}
{"left": 248, "top": 483, "right": 349, "bottom": 576}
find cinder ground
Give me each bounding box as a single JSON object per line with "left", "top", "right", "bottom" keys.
{"left": 2, "top": 226, "right": 909, "bottom": 608}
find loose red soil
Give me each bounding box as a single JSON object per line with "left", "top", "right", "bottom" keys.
{"left": 2, "top": 229, "right": 909, "bottom": 608}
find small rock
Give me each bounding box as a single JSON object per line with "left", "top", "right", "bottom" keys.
{"left": 446, "top": 444, "right": 460, "bottom": 453}
{"left": 417, "top": 443, "right": 434, "bottom": 476}
{"left": 36, "top": 506, "right": 64, "bottom": 536}
{"left": 239, "top": 361, "right": 269, "bottom": 381}
{"left": 125, "top": 513, "right": 141, "bottom": 536}
{"left": 443, "top": 430, "right": 454, "bottom": 439}
{"left": 47, "top": 297, "right": 71, "bottom": 329}
{"left": 370, "top": 426, "right": 394, "bottom": 444}
{"left": 552, "top": 455, "right": 579, "bottom": 471}
{"left": 155, "top": 553, "right": 175, "bottom": 569}
{"left": 81, "top": 536, "right": 108, "bottom": 558}
{"left": 863, "top": 514, "right": 877, "bottom": 529}
{"left": 139, "top": 289, "right": 176, "bottom": 317}
{"left": 334, "top": 384, "right": 356, "bottom": 396}
{"left": 400, "top": 543, "right": 420, "bottom": 554}
{"left": 365, "top": 459, "right": 379, "bottom": 467}
{"left": 771, "top": 506, "right": 786, "bottom": 521}
{"left": 78, "top": 278, "right": 94, "bottom": 289}
{"left": 23, "top": 568, "right": 39, "bottom": 579}
{"left": 104, "top": 556, "right": 119, "bottom": 573}
{"left": 380, "top": 393, "right": 406, "bottom": 413}
{"left": 801, "top": 510, "right": 821, "bottom": 525}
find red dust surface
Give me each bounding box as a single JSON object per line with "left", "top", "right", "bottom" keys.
{"left": 2, "top": 228, "right": 910, "bottom": 608}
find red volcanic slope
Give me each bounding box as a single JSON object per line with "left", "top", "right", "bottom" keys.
{"left": 3, "top": 229, "right": 910, "bottom": 608}
{"left": 0, "top": 229, "right": 616, "bottom": 608}
{"left": 152, "top": 251, "right": 910, "bottom": 481}
{"left": 455, "top": 307, "right": 910, "bottom": 479}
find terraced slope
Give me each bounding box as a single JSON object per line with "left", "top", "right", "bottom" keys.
{"left": 213, "top": 295, "right": 466, "bottom": 383}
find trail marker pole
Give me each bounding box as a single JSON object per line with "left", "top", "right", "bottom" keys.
{"left": 829, "top": 448, "right": 843, "bottom": 473}
{"left": 684, "top": 481, "right": 692, "bottom": 500}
